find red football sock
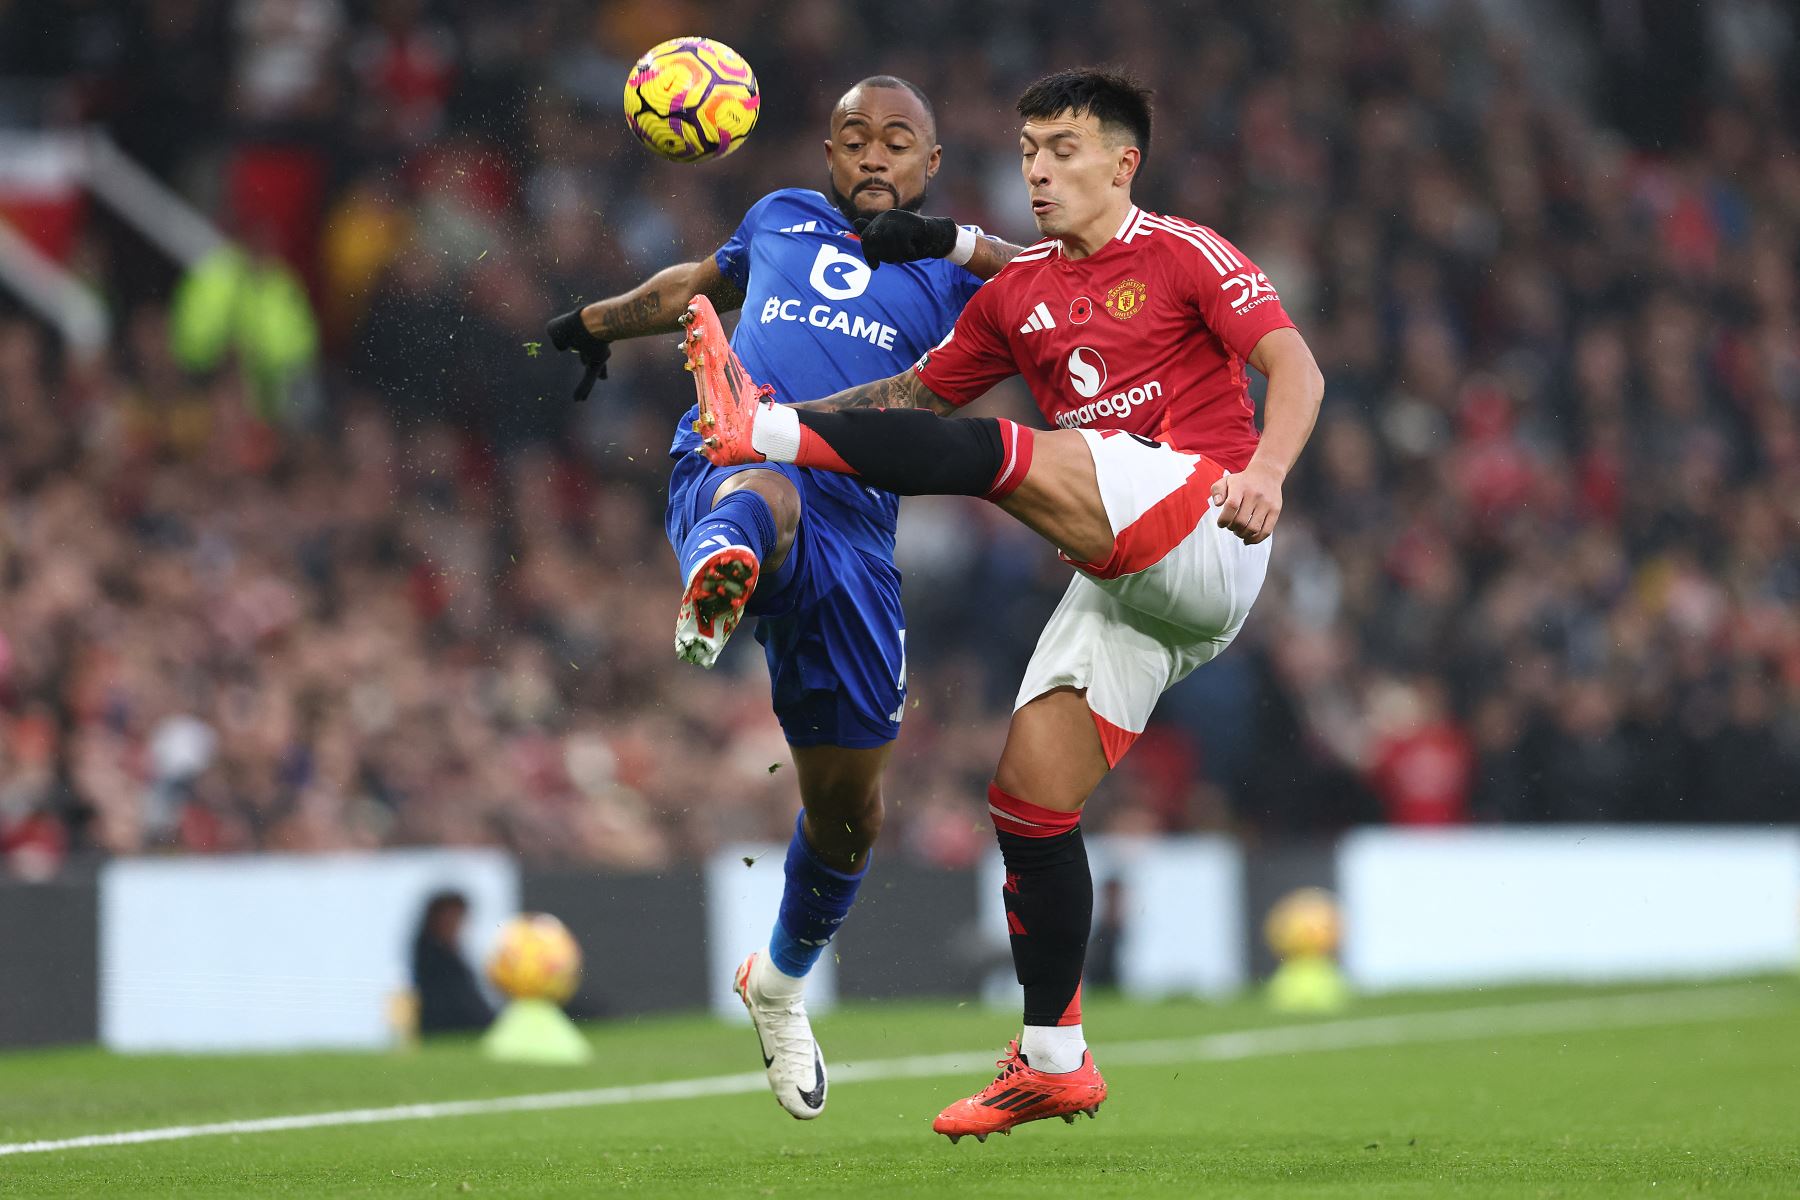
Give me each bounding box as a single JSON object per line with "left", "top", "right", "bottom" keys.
{"left": 983, "top": 420, "right": 1034, "bottom": 502}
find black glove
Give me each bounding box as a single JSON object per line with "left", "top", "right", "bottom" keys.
{"left": 546, "top": 308, "right": 611, "bottom": 401}
{"left": 854, "top": 210, "right": 959, "bottom": 269}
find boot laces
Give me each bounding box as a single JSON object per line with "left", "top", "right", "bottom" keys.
{"left": 975, "top": 1039, "right": 1028, "bottom": 1096}
{"left": 759, "top": 990, "right": 815, "bottom": 1063}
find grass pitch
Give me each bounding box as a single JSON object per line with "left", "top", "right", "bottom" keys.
{"left": 1, "top": 979, "right": 1796, "bottom": 1197}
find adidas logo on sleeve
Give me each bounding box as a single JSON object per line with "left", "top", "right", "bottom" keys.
{"left": 1019, "top": 301, "right": 1056, "bottom": 335}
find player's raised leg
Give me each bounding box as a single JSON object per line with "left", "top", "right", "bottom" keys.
{"left": 735, "top": 741, "right": 888, "bottom": 1119}
{"left": 681, "top": 305, "right": 1116, "bottom": 564}
{"left": 671, "top": 297, "right": 791, "bottom": 666}
{"left": 934, "top": 686, "right": 1110, "bottom": 1141}
{"left": 745, "top": 404, "right": 1119, "bottom": 565}
{"left": 673, "top": 468, "right": 798, "bottom": 667}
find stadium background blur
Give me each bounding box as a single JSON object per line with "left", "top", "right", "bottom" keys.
{"left": 1, "top": 0, "right": 1796, "bottom": 883}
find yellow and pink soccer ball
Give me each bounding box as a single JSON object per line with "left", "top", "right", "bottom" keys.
{"left": 487, "top": 913, "right": 582, "bottom": 1003}
{"left": 623, "top": 36, "right": 760, "bottom": 164}
{"left": 1264, "top": 887, "right": 1342, "bottom": 961}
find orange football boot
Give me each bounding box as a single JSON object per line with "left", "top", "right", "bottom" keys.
{"left": 932, "top": 1039, "right": 1107, "bottom": 1143}
{"left": 681, "top": 295, "right": 774, "bottom": 467}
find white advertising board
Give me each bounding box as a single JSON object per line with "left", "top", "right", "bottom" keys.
{"left": 101, "top": 849, "right": 519, "bottom": 1051}
{"left": 703, "top": 843, "right": 837, "bottom": 1019}
{"left": 1339, "top": 828, "right": 1800, "bottom": 990}
{"left": 978, "top": 834, "right": 1247, "bottom": 1004}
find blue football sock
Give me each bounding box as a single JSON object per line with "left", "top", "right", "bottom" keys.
{"left": 679, "top": 488, "right": 777, "bottom": 581}
{"left": 768, "top": 810, "right": 869, "bottom": 978}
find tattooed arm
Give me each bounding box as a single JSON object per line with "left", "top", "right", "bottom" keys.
{"left": 964, "top": 237, "right": 1022, "bottom": 282}
{"left": 574, "top": 257, "right": 745, "bottom": 341}
{"left": 792, "top": 369, "right": 959, "bottom": 416}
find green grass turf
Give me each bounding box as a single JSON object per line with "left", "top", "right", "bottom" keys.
{"left": 1, "top": 979, "right": 1797, "bottom": 1197}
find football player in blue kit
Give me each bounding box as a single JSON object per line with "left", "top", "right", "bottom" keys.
{"left": 546, "top": 76, "right": 1019, "bottom": 1119}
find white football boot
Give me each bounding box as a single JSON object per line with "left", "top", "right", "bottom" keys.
{"left": 734, "top": 951, "right": 827, "bottom": 1120}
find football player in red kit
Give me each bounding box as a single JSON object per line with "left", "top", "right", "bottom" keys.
{"left": 681, "top": 67, "right": 1324, "bottom": 1140}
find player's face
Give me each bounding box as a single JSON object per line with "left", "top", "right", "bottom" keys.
{"left": 825, "top": 87, "right": 941, "bottom": 221}
{"left": 1019, "top": 111, "right": 1139, "bottom": 240}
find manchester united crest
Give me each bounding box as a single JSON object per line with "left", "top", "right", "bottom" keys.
{"left": 1104, "top": 277, "right": 1148, "bottom": 320}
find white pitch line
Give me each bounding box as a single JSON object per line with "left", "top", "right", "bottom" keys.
{"left": 0, "top": 985, "right": 1783, "bottom": 1158}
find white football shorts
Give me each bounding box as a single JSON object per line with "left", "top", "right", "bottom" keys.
{"left": 1014, "top": 429, "right": 1271, "bottom": 765}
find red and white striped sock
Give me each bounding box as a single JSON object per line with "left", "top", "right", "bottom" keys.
{"left": 982, "top": 419, "right": 1034, "bottom": 502}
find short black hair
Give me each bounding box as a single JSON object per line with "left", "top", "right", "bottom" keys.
{"left": 844, "top": 75, "right": 936, "bottom": 140}
{"left": 1016, "top": 68, "right": 1152, "bottom": 161}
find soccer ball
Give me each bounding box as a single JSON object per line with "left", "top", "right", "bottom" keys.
{"left": 623, "top": 36, "right": 760, "bottom": 163}
{"left": 487, "top": 913, "right": 582, "bottom": 1004}
{"left": 1263, "top": 887, "right": 1342, "bottom": 961}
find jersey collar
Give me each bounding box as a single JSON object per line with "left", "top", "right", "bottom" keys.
{"left": 1053, "top": 205, "right": 1143, "bottom": 260}
{"left": 1111, "top": 205, "right": 1143, "bottom": 243}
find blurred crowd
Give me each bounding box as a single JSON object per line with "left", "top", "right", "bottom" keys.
{"left": 1, "top": 0, "right": 1795, "bottom": 878}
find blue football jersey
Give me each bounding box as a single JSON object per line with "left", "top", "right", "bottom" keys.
{"left": 668, "top": 189, "right": 983, "bottom": 464}
{"left": 660, "top": 190, "right": 980, "bottom": 745}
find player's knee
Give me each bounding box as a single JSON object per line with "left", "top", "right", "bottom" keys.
{"left": 992, "top": 761, "right": 1089, "bottom": 819}
{"left": 992, "top": 688, "right": 1108, "bottom": 813}
{"left": 746, "top": 475, "right": 801, "bottom": 554}
{"left": 836, "top": 787, "right": 885, "bottom": 851}
{"left": 842, "top": 793, "right": 884, "bottom": 852}
{"left": 766, "top": 488, "right": 800, "bottom": 560}
{"left": 713, "top": 470, "right": 801, "bottom": 563}
{"left": 804, "top": 787, "right": 884, "bottom": 865}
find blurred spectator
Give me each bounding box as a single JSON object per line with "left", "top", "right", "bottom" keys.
{"left": 411, "top": 888, "right": 493, "bottom": 1034}
{"left": 1085, "top": 876, "right": 1127, "bottom": 990}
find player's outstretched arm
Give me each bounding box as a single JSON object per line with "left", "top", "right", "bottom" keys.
{"left": 791, "top": 368, "right": 960, "bottom": 417}
{"left": 557, "top": 257, "right": 745, "bottom": 345}
{"left": 1211, "top": 327, "right": 1325, "bottom": 545}
{"left": 545, "top": 259, "right": 745, "bottom": 398}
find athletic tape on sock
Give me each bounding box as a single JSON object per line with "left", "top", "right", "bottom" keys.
{"left": 750, "top": 403, "right": 801, "bottom": 462}
{"left": 1021, "top": 1020, "right": 1088, "bottom": 1071}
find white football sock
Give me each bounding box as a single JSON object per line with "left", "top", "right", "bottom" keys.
{"left": 1020, "top": 1023, "right": 1087, "bottom": 1074}
{"left": 749, "top": 403, "right": 801, "bottom": 462}
{"left": 754, "top": 949, "right": 806, "bottom": 1000}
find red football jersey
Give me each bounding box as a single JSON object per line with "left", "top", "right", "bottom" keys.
{"left": 914, "top": 206, "right": 1295, "bottom": 470}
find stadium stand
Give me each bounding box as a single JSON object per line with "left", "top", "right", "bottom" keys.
{"left": 1, "top": 1, "right": 1795, "bottom": 878}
